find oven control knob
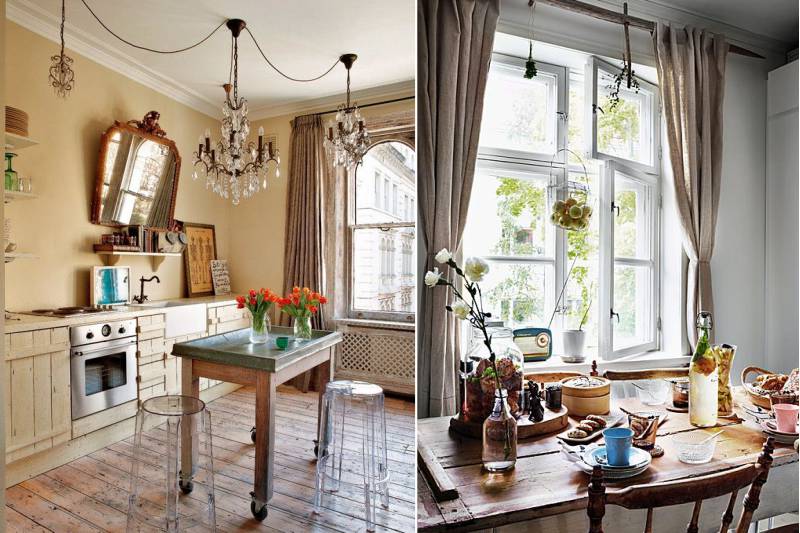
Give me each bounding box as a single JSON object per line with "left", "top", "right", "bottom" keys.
{"left": 101, "top": 325, "right": 112, "bottom": 337}
{"left": 86, "top": 332, "right": 94, "bottom": 339}
{"left": 119, "top": 326, "right": 126, "bottom": 334}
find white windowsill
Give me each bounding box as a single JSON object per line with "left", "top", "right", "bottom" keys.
{"left": 335, "top": 317, "right": 415, "bottom": 331}
{"left": 523, "top": 350, "right": 690, "bottom": 374}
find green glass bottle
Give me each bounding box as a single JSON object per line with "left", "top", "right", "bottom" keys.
{"left": 5, "top": 153, "right": 18, "bottom": 191}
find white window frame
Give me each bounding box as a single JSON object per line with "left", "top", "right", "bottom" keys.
{"left": 598, "top": 160, "right": 661, "bottom": 359}
{"left": 479, "top": 54, "right": 568, "bottom": 166}
{"left": 348, "top": 140, "right": 415, "bottom": 323}
{"left": 586, "top": 56, "right": 660, "bottom": 175}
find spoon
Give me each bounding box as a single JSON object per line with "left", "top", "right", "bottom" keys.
{"left": 699, "top": 430, "right": 724, "bottom": 445}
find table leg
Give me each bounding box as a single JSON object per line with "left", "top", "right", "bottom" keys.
{"left": 314, "top": 355, "right": 332, "bottom": 457}
{"left": 180, "top": 358, "right": 199, "bottom": 493}
{"left": 251, "top": 370, "right": 275, "bottom": 521}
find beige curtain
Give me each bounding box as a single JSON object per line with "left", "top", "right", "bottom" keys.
{"left": 417, "top": 0, "right": 499, "bottom": 418}
{"left": 653, "top": 23, "right": 728, "bottom": 345}
{"left": 282, "top": 114, "right": 327, "bottom": 331}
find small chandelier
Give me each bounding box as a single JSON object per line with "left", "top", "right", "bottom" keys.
{"left": 193, "top": 19, "right": 279, "bottom": 205}
{"left": 324, "top": 54, "right": 370, "bottom": 168}
{"left": 49, "top": 0, "right": 75, "bottom": 97}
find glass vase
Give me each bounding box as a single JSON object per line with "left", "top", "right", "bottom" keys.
{"left": 713, "top": 344, "right": 736, "bottom": 417}
{"left": 249, "top": 311, "right": 270, "bottom": 344}
{"left": 293, "top": 315, "right": 313, "bottom": 341}
{"left": 5, "top": 153, "right": 17, "bottom": 192}
{"left": 482, "top": 389, "right": 517, "bottom": 472}
{"left": 462, "top": 324, "right": 524, "bottom": 423}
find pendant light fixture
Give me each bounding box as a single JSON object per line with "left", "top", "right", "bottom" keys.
{"left": 49, "top": 0, "right": 75, "bottom": 97}
{"left": 193, "top": 19, "right": 280, "bottom": 205}
{"left": 324, "top": 54, "right": 370, "bottom": 169}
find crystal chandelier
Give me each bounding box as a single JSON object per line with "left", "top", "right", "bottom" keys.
{"left": 324, "top": 54, "right": 370, "bottom": 168}
{"left": 193, "top": 19, "right": 279, "bottom": 205}
{"left": 49, "top": 0, "right": 75, "bottom": 97}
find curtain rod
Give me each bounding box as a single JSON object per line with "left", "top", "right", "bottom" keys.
{"left": 313, "top": 95, "right": 415, "bottom": 117}
{"left": 533, "top": 0, "right": 764, "bottom": 59}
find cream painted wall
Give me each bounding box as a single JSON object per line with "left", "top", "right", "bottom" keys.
{"left": 4, "top": 21, "right": 231, "bottom": 309}
{"left": 230, "top": 99, "right": 414, "bottom": 298}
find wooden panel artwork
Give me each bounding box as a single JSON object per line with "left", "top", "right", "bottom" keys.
{"left": 4, "top": 327, "right": 71, "bottom": 464}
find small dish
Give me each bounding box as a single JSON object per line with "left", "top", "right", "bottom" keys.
{"left": 556, "top": 409, "right": 625, "bottom": 445}
{"left": 583, "top": 446, "right": 651, "bottom": 470}
{"left": 674, "top": 432, "right": 717, "bottom": 464}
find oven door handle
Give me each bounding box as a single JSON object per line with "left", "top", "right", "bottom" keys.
{"left": 72, "top": 337, "right": 136, "bottom": 357}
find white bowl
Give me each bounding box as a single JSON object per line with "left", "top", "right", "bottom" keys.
{"left": 674, "top": 432, "right": 716, "bottom": 464}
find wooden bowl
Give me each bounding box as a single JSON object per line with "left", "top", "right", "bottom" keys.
{"left": 560, "top": 376, "right": 611, "bottom": 416}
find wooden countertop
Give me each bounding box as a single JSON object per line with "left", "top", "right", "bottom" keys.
{"left": 171, "top": 327, "right": 343, "bottom": 372}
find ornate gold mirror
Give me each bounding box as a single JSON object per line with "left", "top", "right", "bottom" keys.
{"left": 91, "top": 111, "right": 181, "bottom": 229}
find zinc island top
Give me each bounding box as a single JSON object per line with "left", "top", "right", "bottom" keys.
{"left": 170, "top": 326, "right": 342, "bottom": 372}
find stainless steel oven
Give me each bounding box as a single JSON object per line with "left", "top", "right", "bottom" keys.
{"left": 70, "top": 319, "right": 138, "bottom": 420}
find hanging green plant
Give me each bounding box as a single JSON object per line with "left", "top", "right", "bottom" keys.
{"left": 524, "top": 42, "right": 537, "bottom": 79}
{"left": 607, "top": 56, "right": 640, "bottom": 110}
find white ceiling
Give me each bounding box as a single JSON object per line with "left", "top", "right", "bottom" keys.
{"left": 7, "top": 0, "right": 415, "bottom": 119}
{"left": 646, "top": 0, "right": 798, "bottom": 46}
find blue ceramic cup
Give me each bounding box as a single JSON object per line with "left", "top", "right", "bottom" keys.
{"left": 603, "top": 427, "right": 634, "bottom": 466}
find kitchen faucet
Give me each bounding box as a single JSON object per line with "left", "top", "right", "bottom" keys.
{"left": 132, "top": 275, "right": 160, "bottom": 304}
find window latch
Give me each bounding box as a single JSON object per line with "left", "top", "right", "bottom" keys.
{"left": 610, "top": 309, "right": 620, "bottom": 322}
{"left": 556, "top": 111, "right": 568, "bottom": 121}
{"left": 611, "top": 202, "right": 620, "bottom": 217}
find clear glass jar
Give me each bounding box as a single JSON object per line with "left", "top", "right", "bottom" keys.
{"left": 482, "top": 389, "right": 517, "bottom": 472}
{"left": 713, "top": 344, "right": 736, "bottom": 417}
{"left": 249, "top": 311, "right": 270, "bottom": 344}
{"left": 293, "top": 315, "right": 313, "bottom": 341}
{"left": 689, "top": 311, "right": 718, "bottom": 427}
{"left": 462, "top": 324, "right": 524, "bottom": 423}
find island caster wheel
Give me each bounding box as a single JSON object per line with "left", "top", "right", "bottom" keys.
{"left": 313, "top": 439, "right": 319, "bottom": 457}
{"left": 179, "top": 479, "right": 193, "bottom": 494}
{"left": 250, "top": 426, "right": 256, "bottom": 444}
{"left": 250, "top": 492, "right": 268, "bottom": 521}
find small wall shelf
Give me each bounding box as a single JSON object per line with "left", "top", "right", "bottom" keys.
{"left": 97, "top": 251, "right": 182, "bottom": 271}
{"left": 5, "top": 252, "right": 37, "bottom": 264}
{"left": 4, "top": 133, "right": 39, "bottom": 150}
{"left": 4, "top": 190, "right": 38, "bottom": 204}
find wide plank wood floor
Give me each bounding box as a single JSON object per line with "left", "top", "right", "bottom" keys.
{"left": 5, "top": 385, "right": 416, "bottom": 533}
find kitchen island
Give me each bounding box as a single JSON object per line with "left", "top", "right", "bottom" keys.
{"left": 171, "top": 326, "right": 342, "bottom": 520}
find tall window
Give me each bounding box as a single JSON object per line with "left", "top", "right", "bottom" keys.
{"left": 351, "top": 141, "right": 416, "bottom": 320}
{"left": 464, "top": 50, "right": 661, "bottom": 360}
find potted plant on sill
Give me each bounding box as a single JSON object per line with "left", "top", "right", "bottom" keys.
{"left": 562, "top": 293, "right": 592, "bottom": 364}
{"left": 425, "top": 249, "right": 518, "bottom": 472}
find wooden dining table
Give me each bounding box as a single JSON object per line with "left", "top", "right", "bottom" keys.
{"left": 172, "top": 326, "right": 342, "bottom": 521}
{"left": 417, "top": 388, "right": 799, "bottom": 532}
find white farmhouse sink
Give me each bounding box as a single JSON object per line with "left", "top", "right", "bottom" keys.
{"left": 132, "top": 301, "right": 207, "bottom": 338}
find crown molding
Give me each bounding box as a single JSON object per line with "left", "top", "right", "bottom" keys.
{"left": 6, "top": 0, "right": 222, "bottom": 118}
{"left": 248, "top": 79, "right": 415, "bottom": 121}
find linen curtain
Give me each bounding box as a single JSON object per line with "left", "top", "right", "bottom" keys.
{"left": 282, "top": 114, "right": 327, "bottom": 331}
{"left": 417, "top": 0, "right": 499, "bottom": 418}
{"left": 653, "top": 23, "right": 728, "bottom": 346}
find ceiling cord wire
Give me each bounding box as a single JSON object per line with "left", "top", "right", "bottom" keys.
{"left": 244, "top": 26, "right": 340, "bottom": 82}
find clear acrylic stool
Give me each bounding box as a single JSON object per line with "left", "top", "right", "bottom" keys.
{"left": 127, "top": 395, "right": 216, "bottom": 532}
{"left": 314, "top": 380, "right": 390, "bottom": 531}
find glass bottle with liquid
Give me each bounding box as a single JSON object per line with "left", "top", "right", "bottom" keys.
{"left": 482, "top": 389, "right": 517, "bottom": 472}
{"left": 689, "top": 311, "right": 718, "bottom": 427}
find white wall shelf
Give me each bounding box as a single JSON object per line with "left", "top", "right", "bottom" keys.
{"left": 4, "top": 132, "right": 39, "bottom": 150}
{"left": 97, "top": 251, "right": 182, "bottom": 271}
{"left": 4, "top": 252, "right": 37, "bottom": 264}
{"left": 3, "top": 190, "right": 37, "bottom": 204}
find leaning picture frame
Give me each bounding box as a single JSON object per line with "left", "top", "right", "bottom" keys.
{"left": 182, "top": 222, "right": 218, "bottom": 297}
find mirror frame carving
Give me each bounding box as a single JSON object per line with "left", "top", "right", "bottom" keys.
{"left": 91, "top": 111, "right": 182, "bottom": 230}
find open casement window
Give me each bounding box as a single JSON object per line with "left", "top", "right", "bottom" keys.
{"left": 348, "top": 140, "right": 416, "bottom": 322}
{"left": 479, "top": 54, "right": 568, "bottom": 165}
{"left": 599, "top": 161, "right": 660, "bottom": 358}
{"left": 586, "top": 57, "right": 660, "bottom": 175}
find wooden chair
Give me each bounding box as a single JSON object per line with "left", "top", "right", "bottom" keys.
{"left": 587, "top": 437, "right": 776, "bottom": 533}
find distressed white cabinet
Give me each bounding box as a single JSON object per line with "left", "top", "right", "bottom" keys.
{"left": 4, "top": 327, "right": 71, "bottom": 463}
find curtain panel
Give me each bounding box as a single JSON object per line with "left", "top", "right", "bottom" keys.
{"left": 282, "top": 114, "right": 327, "bottom": 331}
{"left": 417, "top": 0, "right": 499, "bottom": 418}
{"left": 653, "top": 23, "right": 728, "bottom": 346}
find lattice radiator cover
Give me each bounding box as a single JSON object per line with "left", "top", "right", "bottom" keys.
{"left": 336, "top": 326, "right": 415, "bottom": 395}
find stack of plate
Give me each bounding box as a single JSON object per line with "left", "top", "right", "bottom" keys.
{"left": 760, "top": 419, "right": 799, "bottom": 445}
{"left": 5, "top": 106, "right": 29, "bottom": 137}
{"left": 561, "top": 442, "right": 652, "bottom": 480}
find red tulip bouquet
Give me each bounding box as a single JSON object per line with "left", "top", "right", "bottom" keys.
{"left": 236, "top": 288, "right": 279, "bottom": 344}
{"left": 277, "top": 286, "right": 327, "bottom": 340}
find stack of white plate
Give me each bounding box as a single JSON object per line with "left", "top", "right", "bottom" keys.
{"left": 760, "top": 419, "right": 799, "bottom": 445}
{"left": 5, "top": 106, "right": 29, "bottom": 137}
{"left": 561, "top": 443, "right": 652, "bottom": 480}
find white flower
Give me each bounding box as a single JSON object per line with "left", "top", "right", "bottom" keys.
{"left": 464, "top": 257, "right": 489, "bottom": 282}
{"left": 435, "top": 248, "right": 453, "bottom": 264}
{"left": 424, "top": 268, "right": 443, "bottom": 287}
{"left": 451, "top": 300, "right": 470, "bottom": 320}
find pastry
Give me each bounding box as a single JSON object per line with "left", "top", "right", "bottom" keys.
{"left": 577, "top": 422, "right": 594, "bottom": 433}
{"left": 567, "top": 429, "right": 588, "bottom": 439}
{"left": 582, "top": 419, "right": 601, "bottom": 431}
{"left": 585, "top": 414, "right": 607, "bottom": 428}
{"left": 783, "top": 369, "right": 799, "bottom": 393}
